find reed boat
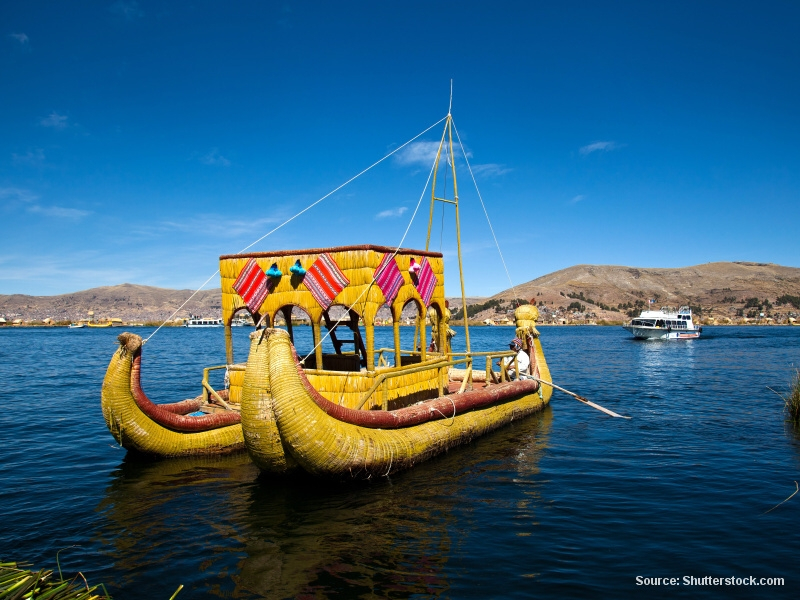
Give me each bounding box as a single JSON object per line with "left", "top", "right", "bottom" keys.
{"left": 231, "top": 114, "right": 552, "bottom": 479}
{"left": 99, "top": 109, "right": 553, "bottom": 468}
{"left": 235, "top": 295, "right": 550, "bottom": 479}
{"left": 101, "top": 332, "right": 244, "bottom": 456}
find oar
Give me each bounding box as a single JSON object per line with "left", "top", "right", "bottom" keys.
{"left": 526, "top": 376, "right": 631, "bottom": 419}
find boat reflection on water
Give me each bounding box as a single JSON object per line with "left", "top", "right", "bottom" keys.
{"left": 635, "top": 338, "right": 697, "bottom": 394}
{"left": 94, "top": 452, "right": 258, "bottom": 597}
{"left": 237, "top": 407, "right": 552, "bottom": 598}
{"left": 94, "top": 409, "right": 552, "bottom": 598}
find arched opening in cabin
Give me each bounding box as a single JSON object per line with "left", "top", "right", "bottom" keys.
{"left": 225, "top": 306, "right": 260, "bottom": 366}
{"left": 274, "top": 304, "right": 314, "bottom": 359}
{"left": 426, "top": 301, "right": 448, "bottom": 354}
{"left": 394, "top": 298, "right": 428, "bottom": 367}
{"left": 303, "top": 304, "right": 367, "bottom": 372}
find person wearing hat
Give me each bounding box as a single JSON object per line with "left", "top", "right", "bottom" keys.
{"left": 498, "top": 337, "right": 530, "bottom": 380}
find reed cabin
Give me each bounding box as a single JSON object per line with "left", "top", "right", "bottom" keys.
{"left": 218, "top": 245, "right": 459, "bottom": 411}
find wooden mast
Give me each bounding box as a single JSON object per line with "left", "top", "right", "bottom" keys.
{"left": 425, "top": 101, "right": 471, "bottom": 353}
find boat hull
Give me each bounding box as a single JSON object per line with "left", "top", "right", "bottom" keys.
{"left": 101, "top": 333, "right": 244, "bottom": 457}
{"left": 240, "top": 328, "right": 552, "bottom": 479}
{"left": 622, "top": 325, "right": 701, "bottom": 340}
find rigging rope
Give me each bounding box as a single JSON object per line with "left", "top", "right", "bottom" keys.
{"left": 144, "top": 115, "right": 448, "bottom": 344}
{"left": 451, "top": 119, "right": 521, "bottom": 307}
{"left": 300, "top": 150, "right": 438, "bottom": 364}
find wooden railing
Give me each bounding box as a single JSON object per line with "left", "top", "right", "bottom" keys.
{"left": 355, "top": 356, "right": 464, "bottom": 410}
{"left": 201, "top": 364, "right": 245, "bottom": 408}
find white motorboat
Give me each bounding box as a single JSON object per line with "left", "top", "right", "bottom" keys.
{"left": 622, "top": 306, "right": 702, "bottom": 340}
{"left": 184, "top": 317, "right": 223, "bottom": 328}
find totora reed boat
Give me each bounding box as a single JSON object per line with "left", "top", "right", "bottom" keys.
{"left": 100, "top": 110, "right": 552, "bottom": 472}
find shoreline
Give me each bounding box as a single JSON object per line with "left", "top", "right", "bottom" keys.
{"left": 2, "top": 322, "right": 797, "bottom": 329}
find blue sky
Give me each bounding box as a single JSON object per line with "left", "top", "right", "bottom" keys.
{"left": 2, "top": 1, "right": 799, "bottom": 297}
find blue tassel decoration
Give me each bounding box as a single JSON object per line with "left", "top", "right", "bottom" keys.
{"left": 266, "top": 262, "right": 283, "bottom": 278}
{"left": 289, "top": 259, "right": 306, "bottom": 275}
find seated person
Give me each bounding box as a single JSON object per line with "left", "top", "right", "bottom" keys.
{"left": 498, "top": 337, "right": 530, "bottom": 380}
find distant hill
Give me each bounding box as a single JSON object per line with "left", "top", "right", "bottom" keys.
{"left": 490, "top": 261, "right": 800, "bottom": 322}
{"left": 0, "top": 283, "right": 222, "bottom": 323}
{"left": 2, "top": 262, "right": 799, "bottom": 324}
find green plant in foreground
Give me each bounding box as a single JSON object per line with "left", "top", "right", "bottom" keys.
{"left": 0, "top": 561, "right": 110, "bottom": 600}
{"left": 0, "top": 560, "right": 183, "bottom": 600}
{"left": 768, "top": 368, "right": 800, "bottom": 425}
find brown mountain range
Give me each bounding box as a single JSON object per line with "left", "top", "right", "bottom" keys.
{"left": 2, "top": 262, "right": 799, "bottom": 324}
{"left": 490, "top": 261, "right": 800, "bottom": 322}
{"left": 0, "top": 283, "right": 221, "bottom": 323}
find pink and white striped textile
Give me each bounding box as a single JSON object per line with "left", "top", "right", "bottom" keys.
{"left": 374, "top": 253, "right": 404, "bottom": 305}
{"left": 414, "top": 258, "right": 437, "bottom": 307}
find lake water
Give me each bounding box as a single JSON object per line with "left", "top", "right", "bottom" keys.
{"left": 1, "top": 325, "right": 799, "bottom": 598}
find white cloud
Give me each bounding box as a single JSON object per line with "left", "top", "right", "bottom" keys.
{"left": 394, "top": 141, "right": 441, "bottom": 166}
{"left": 109, "top": 1, "right": 143, "bottom": 20}
{"left": 9, "top": 33, "right": 29, "bottom": 44}
{"left": 569, "top": 194, "right": 586, "bottom": 204}
{"left": 471, "top": 163, "right": 512, "bottom": 178}
{"left": 375, "top": 206, "right": 408, "bottom": 219}
{"left": 12, "top": 149, "right": 45, "bottom": 167}
{"left": 200, "top": 148, "right": 231, "bottom": 167}
{"left": 135, "top": 214, "right": 283, "bottom": 240}
{"left": 27, "top": 205, "right": 91, "bottom": 220}
{"left": 394, "top": 141, "right": 471, "bottom": 168}
{"left": 40, "top": 112, "right": 69, "bottom": 130}
{"left": 1, "top": 187, "right": 89, "bottom": 219}
{"left": 0, "top": 187, "right": 39, "bottom": 205}
{"left": 579, "top": 141, "right": 622, "bottom": 155}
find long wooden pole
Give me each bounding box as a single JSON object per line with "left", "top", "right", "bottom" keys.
{"left": 527, "top": 376, "right": 631, "bottom": 419}
{"left": 449, "top": 116, "right": 471, "bottom": 353}
{"left": 425, "top": 126, "right": 448, "bottom": 250}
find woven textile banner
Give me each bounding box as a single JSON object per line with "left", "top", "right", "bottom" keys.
{"left": 415, "top": 258, "right": 437, "bottom": 307}
{"left": 304, "top": 253, "right": 350, "bottom": 310}
{"left": 374, "top": 253, "right": 404, "bottom": 305}
{"left": 233, "top": 258, "right": 271, "bottom": 313}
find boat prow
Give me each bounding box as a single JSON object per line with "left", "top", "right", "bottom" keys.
{"left": 101, "top": 332, "right": 244, "bottom": 456}
{"left": 241, "top": 327, "right": 551, "bottom": 479}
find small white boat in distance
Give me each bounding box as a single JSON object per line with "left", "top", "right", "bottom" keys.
{"left": 622, "top": 306, "right": 702, "bottom": 340}
{"left": 184, "top": 317, "right": 223, "bottom": 328}
{"left": 68, "top": 323, "right": 86, "bottom": 329}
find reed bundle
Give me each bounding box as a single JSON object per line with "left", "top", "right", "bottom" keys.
{"left": 239, "top": 331, "right": 297, "bottom": 473}
{"left": 101, "top": 334, "right": 244, "bottom": 457}
{"left": 226, "top": 368, "right": 245, "bottom": 404}
{"left": 306, "top": 367, "right": 440, "bottom": 409}
{"left": 0, "top": 561, "right": 110, "bottom": 600}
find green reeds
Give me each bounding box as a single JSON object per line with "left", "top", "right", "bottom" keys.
{"left": 1, "top": 560, "right": 184, "bottom": 599}
{"left": 786, "top": 369, "right": 800, "bottom": 424}
{"left": 0, "top": 561, "right": 110, "bottom": 600}
{"left": 769, "top": 368, "right": 800, "bottom": 425}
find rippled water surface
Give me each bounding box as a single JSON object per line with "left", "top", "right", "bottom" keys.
{"left": 1, "top": 325, "right": 799, "bottom": 598}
